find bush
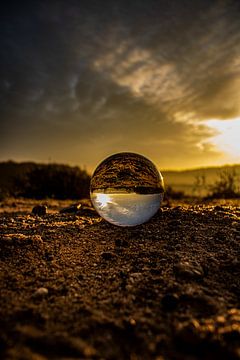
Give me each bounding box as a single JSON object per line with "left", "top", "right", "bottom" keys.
{"left": 206, "top": 169, "right": 240, "bottom": 199}
{"left": 165, "top": 185, "right": 185, "bottom": 200}
{"left": 193, "top": 174, "right": 206, "bottom": 198}
{"left": 14, "top": 164, "right": 91, "bottom": 200}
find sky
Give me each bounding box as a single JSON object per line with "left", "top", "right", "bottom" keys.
{"left": 1, "top": 0, "right": 240, "bottom": 172}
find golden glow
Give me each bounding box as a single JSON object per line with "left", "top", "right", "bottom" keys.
{"left": 95, "top": 193, "right": 110, "bottom": 208}
{"left": 204, "top": 117, "right": 240, "bottom": 162}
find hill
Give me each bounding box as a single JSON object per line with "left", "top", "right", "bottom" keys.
{"left": 0, "top": 161, "right": 239, "bottom": 198}
{"left": 0, "top": 161, "right": 90, "bottom": 199}
{"left": 0, "top": 161, "right": 36, "bottom": 187}
{"left": 162, "top": 164, "right": 240, "bottom": 196}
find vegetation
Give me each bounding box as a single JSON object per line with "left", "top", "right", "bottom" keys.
{"left": 162, "top": 164, "right": 240, "bottom": 197}
{"left": 165, "top": 169, "right": 240, "bottom": 200}
{"left": 0, "top": 161, "right": 239, "bottom": 200}
{"left": 164, "top": 185, "right": 186, "bottom": 200}
{"left": 0, "top": 162, "right": 90, "bottom": 200}
{"left": 193, "top": 174, "right": 206, "bottom": 198}
{"left": 206, "top": 169, "right": 240, "bottom": 199}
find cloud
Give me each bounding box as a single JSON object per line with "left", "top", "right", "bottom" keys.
{"left": 0, "top": 0, "right": 240, "bottom": 168}
{"left": 90, "top": 0, "right": 240, "bottom": 122}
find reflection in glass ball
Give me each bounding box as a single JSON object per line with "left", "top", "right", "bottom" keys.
{"left": 90, "top": 152, "right": 164, "bottom": 226}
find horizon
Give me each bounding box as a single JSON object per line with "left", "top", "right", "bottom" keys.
{"left": 1, "top": 1, "right": 240, "bottom": 168}
{"left": 1, "top": 158, "right": 240, "bottom": 174}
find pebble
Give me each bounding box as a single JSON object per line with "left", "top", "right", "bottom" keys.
{"left": 32, "top": 205, "right": 47, "bottom": 216}
{"left": 2, "top": 235, "right": 12, "bottom": 242}
{"left": 130, "top": 272, "right": 142, "bottom": 278}
{"left": 129, "top": 318, "right": 136, "bottom": 326}
{"left": 232, "top": 222, "right": 240, "bottom": 234}
{"left": 31, "top": 235, "right": 43, "bottom": 243}
{"left": 174, "top": 261, "right": 204, "bottom": 280}
{"left": 60, "top": 203, "right": 81, "bottom": 214}
{"left": 214, "top": 205, "right": 224, "bottom": 211}
{"left": 101, "top": 252, "right": 116, "bottom": 260}
{"left": 173, "top": 206, "right": 182, "bottom": 210}
{"left": 33, "top": 287, "right": 49, "bottom": 297}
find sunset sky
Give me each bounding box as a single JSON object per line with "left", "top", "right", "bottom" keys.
{"left": 1, "top": 0, "right": 240, "bottom": 171}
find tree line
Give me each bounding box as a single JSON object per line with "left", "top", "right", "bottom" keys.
{"left": 0, "top": 162, "right": 90, "bottom": 200}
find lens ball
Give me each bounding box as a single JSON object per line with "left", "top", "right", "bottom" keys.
{"left": 90, "top": 152, "right": 164, "bottom": 226}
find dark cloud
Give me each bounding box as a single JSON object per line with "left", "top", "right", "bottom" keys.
{"left": 1, "top": 0, "right": 240, "bottom": 169}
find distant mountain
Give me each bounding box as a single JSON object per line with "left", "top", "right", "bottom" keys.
{"left": 162, "top": 164, "right": 240, "bottom": 196}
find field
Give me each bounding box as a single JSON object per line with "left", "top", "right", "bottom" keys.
{"left": 0, "top": 198, "right": 240, "bottom": 359}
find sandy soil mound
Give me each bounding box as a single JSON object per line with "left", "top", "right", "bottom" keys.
{"left": 0, "top": 199, "right": 240, "bottom": 359}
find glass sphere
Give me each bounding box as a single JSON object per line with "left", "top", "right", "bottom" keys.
{"left": 90, "top": 152, "right": 164, "bottom": 226}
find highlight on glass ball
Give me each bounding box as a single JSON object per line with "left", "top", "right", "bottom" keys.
{"left": 90, "top": 152, "right": 164, "bottom": 226}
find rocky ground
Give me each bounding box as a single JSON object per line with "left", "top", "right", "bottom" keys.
{"left": 0, "top": 198, "right": 240, "bottom": 360}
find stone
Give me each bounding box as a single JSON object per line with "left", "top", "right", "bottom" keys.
{"left": 214, "top": 205, "right": 224, "bottom": 211}
{"left": 60, "top": 203, "right": 81, "bottom": 214}
{"left": 101, "top": 252, "right": 116, "bottom": 260}
{"left": 33, "top": 287, "right": 49, "bottom": 297}
{"left": 174, "top": 261, "right": 204, "bottom": 280}
{"left": 78, "top": 206, "right": 97, "bottom": 216}
{"left": 32, "top": 205, "right": 47, "bottom": 216}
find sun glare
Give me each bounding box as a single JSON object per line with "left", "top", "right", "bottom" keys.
{"left": 205, "top": 117, "right": 240, "bottom": 163}
{"left": 96, "top": 193, "right": 110, "bottom": 208}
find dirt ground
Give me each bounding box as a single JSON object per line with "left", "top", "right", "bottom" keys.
{"left": 0, "top": 198, "right": 240, "bottom": 360}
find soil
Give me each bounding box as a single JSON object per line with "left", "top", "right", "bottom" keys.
{"left": 0, "top": 198, "right": 240, "bottom": 360}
